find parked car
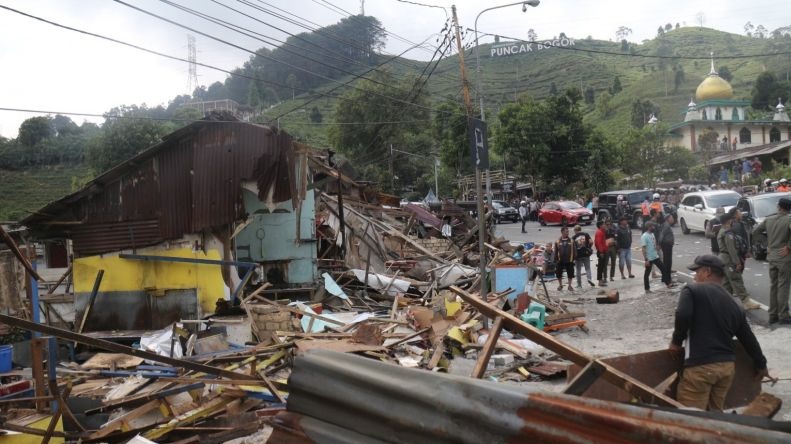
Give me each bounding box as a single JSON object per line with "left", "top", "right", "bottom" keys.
{"left": 736, "top": 191, "right": 791, "bottom": 260}
{"left": 538, "top": 201, "right": 593, "bottom": 226}
{"left": 595, "top": 190, "right": 649, "bottom": 228}
{"left": 677, "top": 190, "right": 741, "bottom": 234}
{"left": 491, "top": 200, "right": 519, "bottom": 224}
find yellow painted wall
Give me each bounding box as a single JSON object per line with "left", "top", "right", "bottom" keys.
{"left": 74, "top": 248, "right": 227, "bottom": 314}
{"left": 0, "top": 415, "right": 63, "bottom": 444}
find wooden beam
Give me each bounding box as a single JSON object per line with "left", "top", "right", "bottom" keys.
{"left": 0, "top": 314, "right": 259, "bottom": 381}
{"left": 0, "top": 224, "right": 43, "bottom": 281}
{"left": 564, "top": 360, "right": 605, "bottom": 396}
{"left": 45, "top": 265, "right": 72, "bottom": 295}
{"left": 449, "top": 285, "right": 683, "bottom": 408}
{"left": 76, "top": 269, "right": 104, "bottom": 335}
{"left": 471, "top": 316, "right": 504, "bottom": 379}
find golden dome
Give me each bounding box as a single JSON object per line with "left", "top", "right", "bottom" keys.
{"left": 696, "top": 74, "right": 733, "bottom": 101}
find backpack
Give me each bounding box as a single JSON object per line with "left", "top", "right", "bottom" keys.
{"left": 574, "top": 233, "right": 592, "bottom": 257}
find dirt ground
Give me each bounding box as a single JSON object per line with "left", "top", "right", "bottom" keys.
{"left": 533, "top": 274, "right": 791, "bottom": 421}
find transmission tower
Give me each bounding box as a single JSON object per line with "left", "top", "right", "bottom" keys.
{"left": 187, "top": 34, "right": 198, "bottom": 95}
{"left": 360, "top": 0, "right": 364, "bottom": 15}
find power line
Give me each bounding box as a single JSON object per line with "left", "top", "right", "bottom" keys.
{"left": 111, "top": 0, "right": 450, "bottom": 116}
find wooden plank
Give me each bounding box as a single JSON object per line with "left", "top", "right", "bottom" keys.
{"left": 543, "top": 319, "right": 586, "bottom": 332}
{"left": 449, "top": 285, "right": 683, "bottom": 408}
{"left": 426, "top": 341, "right": 445, "bottom": 370}
{"left": 471, "top": 316, "right": 504, "bottom": 379}
{"left": 45, "top": 265, "right": 72, "bottom": 295}
{"left": 76, "top": 269, "right": 104, "bottom": 335}
{"left": 742, "top": 392, "right": 782, "bottom": 418}
{"left": 249, "top": 295, "right": 345, "bottom": 327}
{"left": 0, "top": 313, "right": 260, "bottom": 381}
{"left": 545, "top": 312, "right": 587, "bottom": 323}
{"left": 0, "top": 224, "right": 43, "bottom": 281}
{"left": 564, "top": 360, "right": 605, "bottom": 396}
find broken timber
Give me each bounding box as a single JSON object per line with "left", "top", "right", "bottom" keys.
{"left": 449, "top": 285, "right": 683, "bottom": 408}
{"left": 0, "top": 314, "right": 259, "bottom": 381}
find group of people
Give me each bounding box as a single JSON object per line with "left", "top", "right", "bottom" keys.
{"left": 717, "top": 157, "right": 763, "bottom": 185}
{"left": 523, "top": 206, "right": 770, "bottom": 412}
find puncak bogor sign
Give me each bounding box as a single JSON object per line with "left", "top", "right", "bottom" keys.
{"left": 490, "top": 37, "right": 575, "bottom": 57}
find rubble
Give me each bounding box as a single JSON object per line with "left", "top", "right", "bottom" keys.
{"left": 0, "top": 121, "right": 787, "bottom": 442}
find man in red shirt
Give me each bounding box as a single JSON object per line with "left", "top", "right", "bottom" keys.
{"left": 594, "top": 220, "right": 609, "bottom": 287}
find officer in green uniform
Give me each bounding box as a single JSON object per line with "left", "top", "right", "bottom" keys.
{"left": 717, "top": 208, "right": 760, "bottom": 310}
{"left": 753, "top": 197, "right": 791, "bottom": 325}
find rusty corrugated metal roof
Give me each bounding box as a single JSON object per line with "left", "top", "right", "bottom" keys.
{"left": 23, "top": 120, "right": 297, "bottom": 256}
{"left": 278, "top": 350, "right": 791, "bottom": 444}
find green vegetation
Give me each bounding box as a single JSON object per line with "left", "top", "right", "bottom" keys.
{"left": 0, "top": 165, "right": 91, "bottom": 221}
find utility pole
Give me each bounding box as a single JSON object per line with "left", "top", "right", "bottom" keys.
{"left": 389, "top": 144, "right": 395, "bottom": 193}
{"left": 434, "top": 157, "right": 440, "bottom": 199}
{"left": 452, "top": 5, "right": 488, "bottom": 312}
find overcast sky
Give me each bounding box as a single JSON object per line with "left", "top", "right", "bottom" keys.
{"left": 0, "top": 0, "right": 788, "bottom": 138}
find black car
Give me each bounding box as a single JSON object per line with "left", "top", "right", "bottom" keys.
{"left": 736, "top": 191, "right": 791, "bottom": 260}
{"left": 491, "top": 200, "right": 519, "bottom": 224}
{"left": 595, "top": 190, "right": 677, "bottom": 228}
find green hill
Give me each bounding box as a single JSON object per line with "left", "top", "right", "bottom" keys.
{"left": 268, "top": 27, "right": 791, "bottom": 145}
{"left": 0, "top": 165, "right": 89, "bottom": 221}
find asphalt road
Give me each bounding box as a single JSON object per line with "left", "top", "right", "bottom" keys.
{"left": 494, "top": 219, "right": 772, "bottom": 324}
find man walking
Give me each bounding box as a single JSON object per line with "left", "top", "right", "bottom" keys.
{"left": 594, "top": 220, "right": 609, "bottom": 287}
{"left": 555, "top": 226, "right": 576, "bottom": 291}
{"left": 605, "top": 219, "right": 618, "bottom": 281}
{"left": 718, "top": 208, "right": 760, "bottom": 310}
{"left": 669, "top": 255, "right": 768, "bottom": 411}
{"left": 572, "top": 225, "right": 596, "bottom": 288}
{"left": 519, "top": 201, "right": 528, "bottom": 233}
{"left": 752, "top": 197, "right": 791, "bottom": 324}
{"left": 616, "top": 216, "right": 634, "bottom": 279}
{"left": 641, "top": 222, "right": 672, "bottom": 292}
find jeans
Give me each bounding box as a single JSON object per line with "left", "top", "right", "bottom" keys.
{"left": 607, "top": 247, "right": 617, "bottom": 278}
{"left": 521, "top": 216, "right": 527, "bottom": 232}
{"left": 644, "top": 257, "right": 670, "bottom": 290}
{"left": 575, "top": 256, "right": 592, "bottom": 286}
{"left": 661, "top": 243, "right": 673, "bottom": 275}
{"left": 618, "top": 248, "right": 632, "bottom": 273}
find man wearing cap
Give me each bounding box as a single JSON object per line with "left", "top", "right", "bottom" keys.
{"left": 752, "top": 197, "right": 791, "bottom": 324}
{"left": 777, "top": 179, "right": 790, "bottom": 192}
{"left": 519, "top": 201, "right": 528, "bottom": 233}
{"left": 718, "top": 208, "right": 760, "bottom": 310}
{"left": 670, "top": 255, "right": 768, "bottom": 411}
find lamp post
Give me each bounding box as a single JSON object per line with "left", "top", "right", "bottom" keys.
{"left": 474, "top": 1, "right": 539, "bottom": 200}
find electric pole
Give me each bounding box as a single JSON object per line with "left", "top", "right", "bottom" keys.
{"left": 187, "top": 34, "right": 198, "bottom": 95}
{"left": 452, "top": 5, "right": 488, "bottom": 311}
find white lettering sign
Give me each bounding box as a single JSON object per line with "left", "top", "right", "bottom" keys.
{"left": 490, "top": 38, "right": 575, "bottom": 57}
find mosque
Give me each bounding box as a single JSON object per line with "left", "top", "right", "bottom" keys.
{"left": 668, "top": 56, "right": 791, "bottom": 167}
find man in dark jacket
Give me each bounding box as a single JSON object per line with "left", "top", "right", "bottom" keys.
{"left": 670, "top": 255, "right": 768, "bottom": 411}
{"left": 657, "top": 214, "right": 675, "bottom": 278}
{"left": 555, "top": 226, "right": 576, "bottom": 291}
{"left": 572, "top": 225, "right": 596, "bottom": 288}
{"left": 615, "top": 216, "right": 634, "bottom": 279}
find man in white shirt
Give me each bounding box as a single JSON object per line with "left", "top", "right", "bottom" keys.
{"left": 519, "top": 201, "right": 528, "bottom": 233}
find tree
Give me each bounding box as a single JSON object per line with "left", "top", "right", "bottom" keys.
{"left": 657, "top": 26, "right": 665, "bottom": 37}
{"left": 620, "top": 39, "right": 629, "bottom": 52}
{"left": 527, "top": 29, "right": 538, "bottom": 41}
{"left": 618, "top": 125, "right": 675, "bottom": 186}
{"left": 675, "top": 23, "right": 680, "bottom": 30}
{"left": 496, "top": 89, "right": 594, "bottom": 188}
{"left": 286, "top": 73, "right": 297, "bottom": 100}
{"left": 205, "top": 81, "right": 229, "bottom": 100}
{"left": 595, "top": 91, "right": 613, "bottom": 118}
{"left": 744, "top": 21, "right": 754, "bottom": 37}
{"left": 610, "top": 76, "right": 622, "bottom": 94}
{"left": 584, "top": 86, "right": 595, "bottom": 105}
{"left": 718, "top": 66, "right": 733, "bottom": 82}
{"left": 328, "top": 71, "right": 431, "bottom": 193}
{"left": 248, "top": 81, "right": 262, "bottom": 110}
{"left": 549, "top": 82, "right": 558, "bottom": 95}
{"left": 18, "top": 116, "right": 54, "bottom": 147}
{"left": 751, "top": 71, "right": 791, "bottom": 111}
{"left": 664, "top": 23, "right": 673, "bottom": 32}
{"left": 697, "top": 129, "right": 720, "bottom": 166}
{"left": 87, "top": 106, "right": 172, "bottom": 174}
{"left": 52, "top": 114, "right": 79, "bottom": 137}
{"left": 615, "top": 26, "right": 632, "bottom": 41}
{"left": 309, "top": 106, "right": 323, "bottom": 123}
{"left": 433, "top": 101, "right": 469, "bottom": 176}
{"left": 673, "top": 65, "right": 685, "bottom": 92}
{"left": 631, "top": 99, "right": 660, "bottom": 128}
{"left": 755, "top": 24, "right": 768, "bottom": 38}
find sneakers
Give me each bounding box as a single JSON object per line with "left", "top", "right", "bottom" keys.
{"left": 568, "top": 285, "right": 574, "bottom": 291}
{"left": 628, "top": 274, "right": 635, "bottom": 278}
{"left": 770, "top": 316, "right": 779, "bottom": 324}
{"left": 557, "top": 285, "right": 563, "bottom": 291}
{"left": 645, "top": 288, "right": 652, "bottom": 294}
{"left": 587, "top": 280, "right": 596, "bottom": 287}
{"left": 742, "top": 300, "right": 761, "bottom": 310}
{"left": 576, "top": 283, "right": 582, "bottom": 289}
{"left": 621, "top": 274, "right": 627, "bottom": 280}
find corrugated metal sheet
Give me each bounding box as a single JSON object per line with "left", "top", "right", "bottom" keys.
{"left": 280, "top": 350, "right": 791, "bottom": 444}
{"left": 71, "top": 220, "right": 162, "bottom": 256}
{"left": 24, "top": 121, "right": 295, "bottom": 256}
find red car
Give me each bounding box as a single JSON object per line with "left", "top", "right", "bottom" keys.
{"left": 538, "top": 201, "right": 594, "bottom": 226}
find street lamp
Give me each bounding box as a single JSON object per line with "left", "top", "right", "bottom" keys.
{"left": 474, "top": 1, "right": 539, "bottom": 200}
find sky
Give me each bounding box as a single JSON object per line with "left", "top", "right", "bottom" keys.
{"left": 0, "top": 0, "right": 789, "bottom": 138}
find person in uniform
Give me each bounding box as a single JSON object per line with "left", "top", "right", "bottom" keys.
{"left": 752, "top": 197, "right": 791, "bottom": 325}
{"left": 718, "top": 208, "right": 760, "bottom": 310}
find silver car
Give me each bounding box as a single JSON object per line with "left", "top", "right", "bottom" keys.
{"left": 737, "top": 191, "right": 791, "bottom": 260}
